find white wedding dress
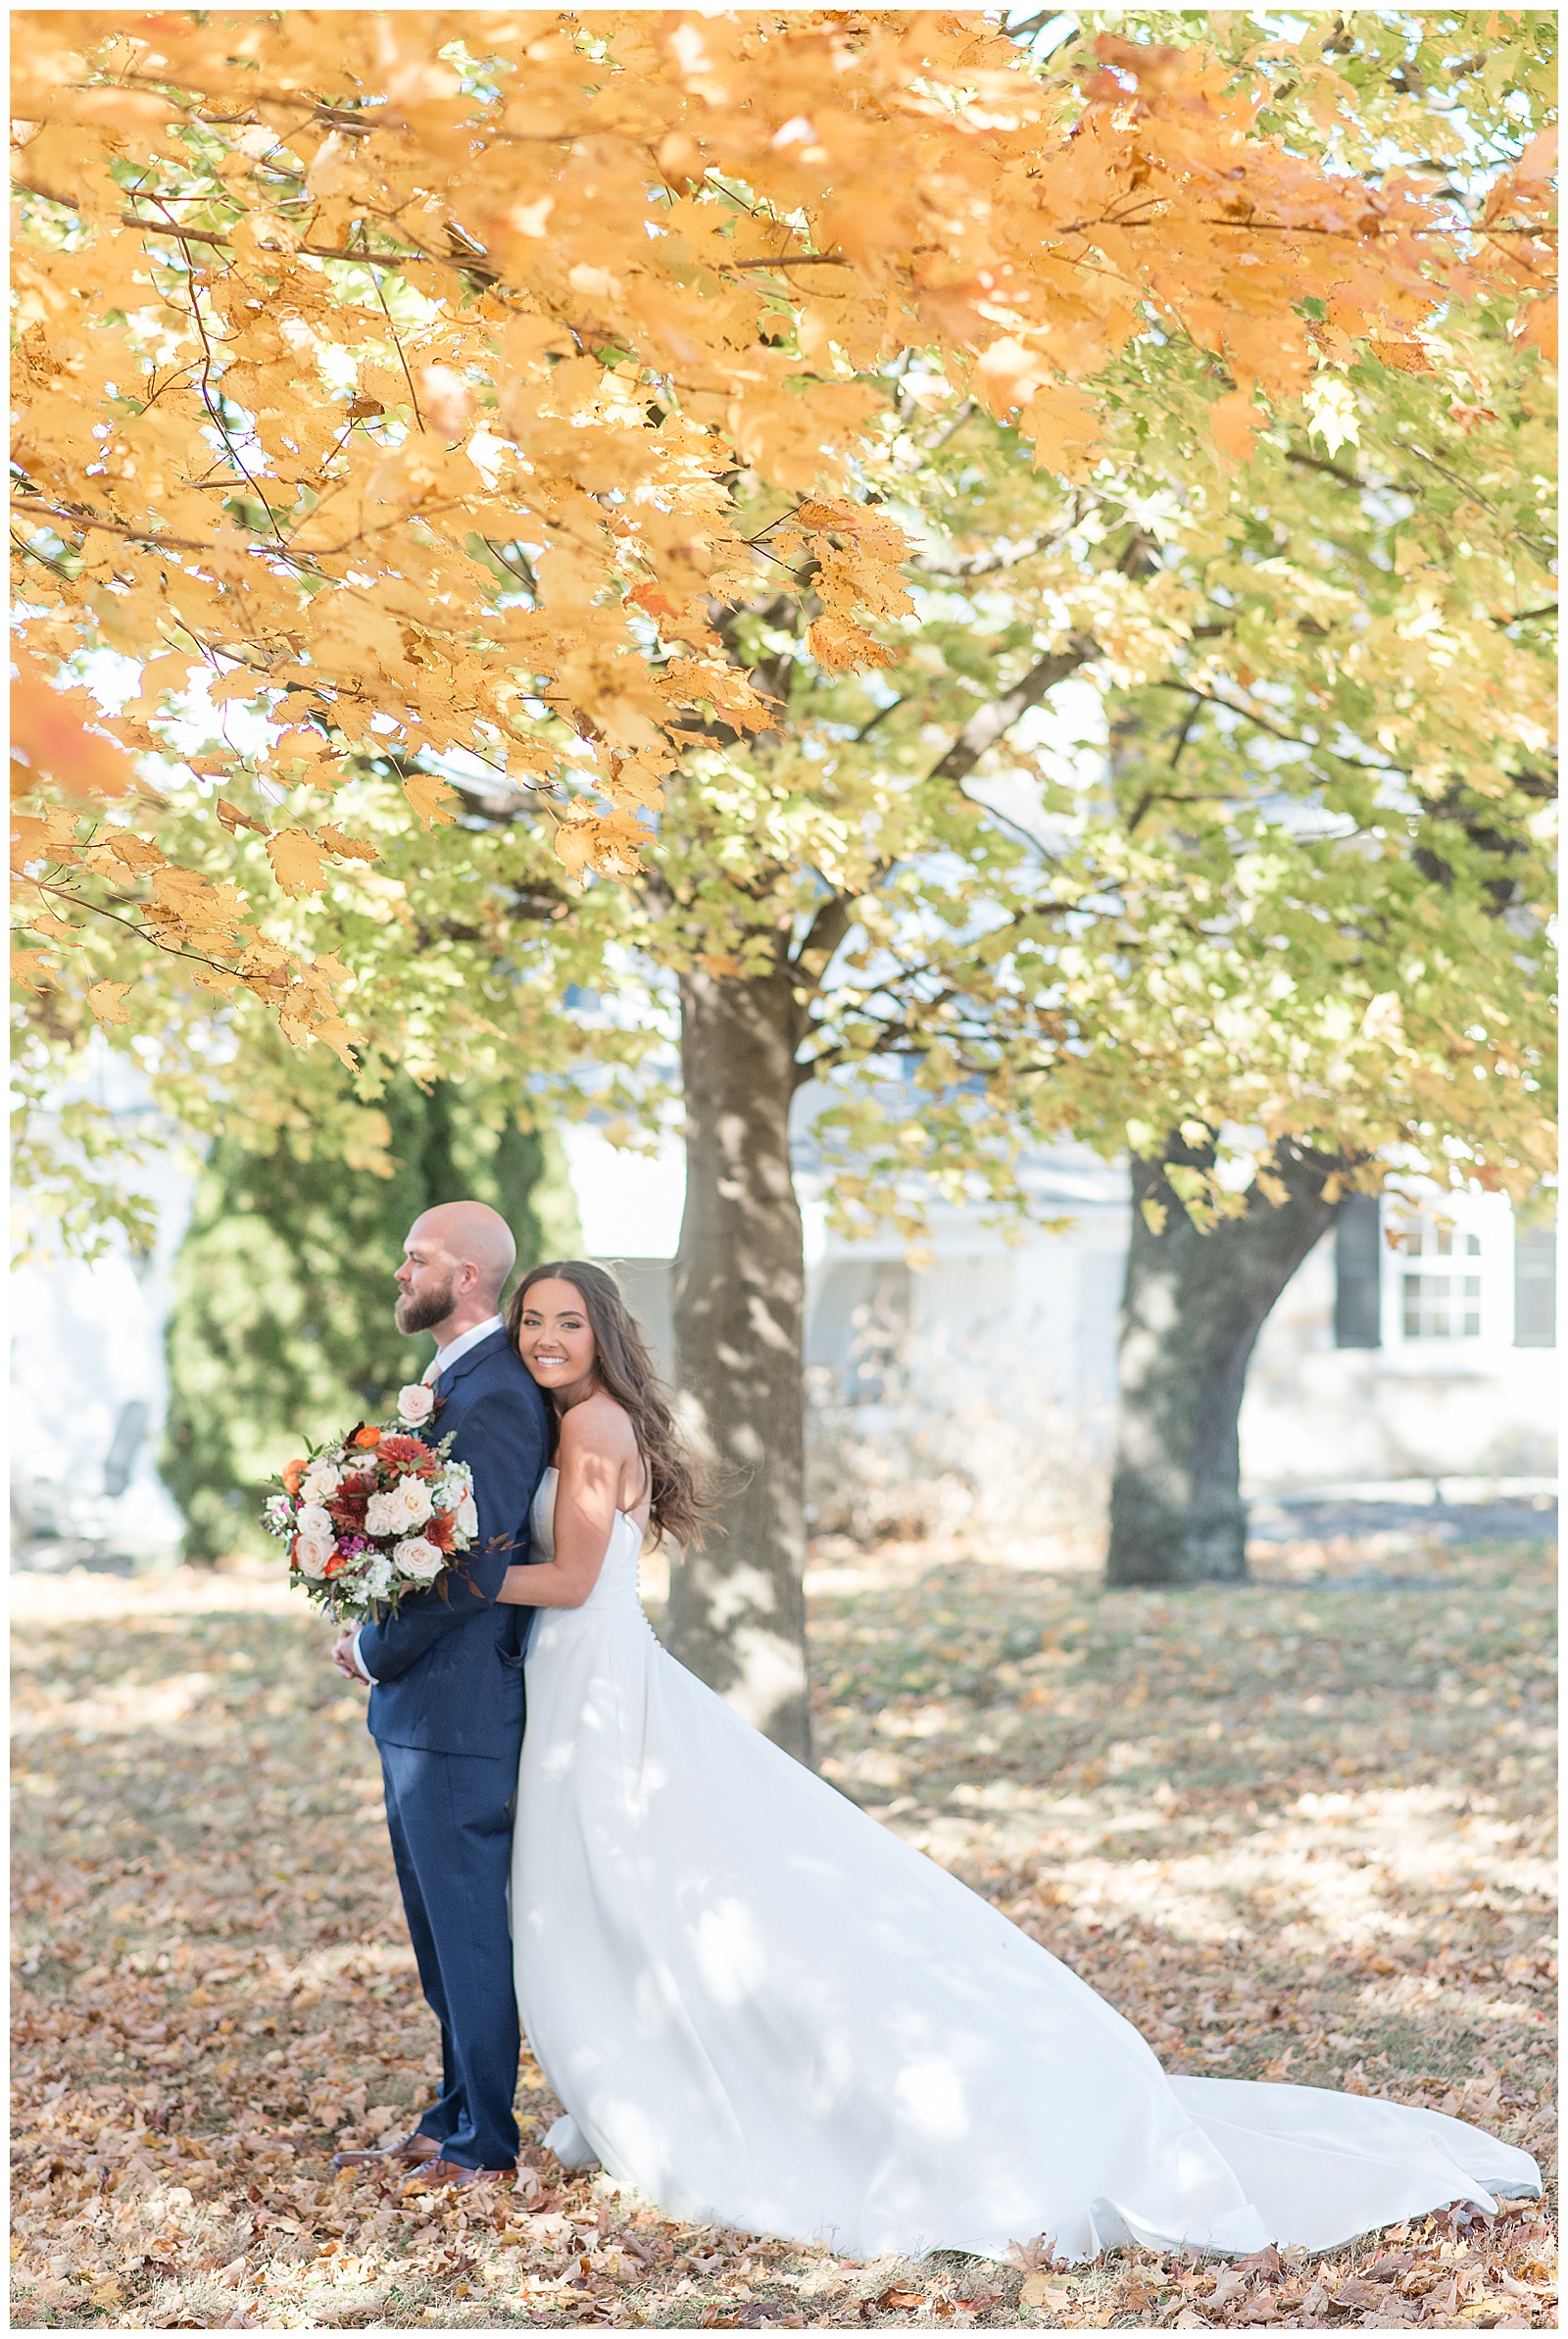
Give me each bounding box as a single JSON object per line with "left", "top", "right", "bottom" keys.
{"left": 510, "top": 1472, "right": 1538, "bottom": 2262}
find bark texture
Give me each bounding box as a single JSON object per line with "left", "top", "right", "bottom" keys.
{"left": 668, "top": 963, "right": 812, "bottom": 1763}
{"left": 1107, "top": 1141, "right": 1345, "bottom": 1587}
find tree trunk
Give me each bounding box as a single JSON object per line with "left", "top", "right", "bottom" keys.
{"left": 1106, "top": 1142, "right": 1345, "bottom": 1586}
{"left": 668, "top": 963, "right": 812, "bottom": 1763}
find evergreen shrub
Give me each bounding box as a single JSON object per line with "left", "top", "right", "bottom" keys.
{"left": 162, "top": 1080, "right": 579, "bottom": 1560}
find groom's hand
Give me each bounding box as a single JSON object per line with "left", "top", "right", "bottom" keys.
{"left": 333, "top": 1627, "right": 370, "bottom": 1685}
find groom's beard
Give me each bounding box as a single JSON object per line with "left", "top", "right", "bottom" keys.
{"left": 396, "top": 1280, "right": 457, "bottom": 1336}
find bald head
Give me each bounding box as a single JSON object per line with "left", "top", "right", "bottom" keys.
{"left": 394, "top": 1201, "right": 516, "bottom": 1345}
{"left": 416, "top": 1202, "right": 515, "bottom": 1295}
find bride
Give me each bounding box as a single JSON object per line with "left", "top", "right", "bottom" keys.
{"left": 493, "top": 1261, "right": 1538, "bottom": 2264}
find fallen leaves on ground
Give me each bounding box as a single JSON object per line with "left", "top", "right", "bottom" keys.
{"left": 10, "top": 1524, "right": 1556, "bottom": 2327}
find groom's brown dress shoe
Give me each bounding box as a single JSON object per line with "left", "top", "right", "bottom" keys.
{"left": 332, "top": 2131, "right": 443, "bottom": 2172}
{"left": 401, "top": 2159, "right": 513, "bottom": 2191}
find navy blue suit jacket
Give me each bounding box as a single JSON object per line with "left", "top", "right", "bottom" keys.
{"left": 359, "top": 1328, "right": 549, "bottom": 1759}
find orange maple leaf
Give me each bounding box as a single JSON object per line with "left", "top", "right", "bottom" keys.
{"left": 11, "top": 672, "right": 135, "bottom": 804}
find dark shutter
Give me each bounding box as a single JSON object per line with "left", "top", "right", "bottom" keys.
{"left": 1334, "top": 1193, "right": 1382, "bottom": 1348}
{"left": 1514, "top": 1224, "right": 1557, "bottom": 1348}
{"left": 102, "top": 1398, "right": 149, "bottom": 1497}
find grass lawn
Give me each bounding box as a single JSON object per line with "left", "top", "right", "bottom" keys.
{"left": 11, "top": 1521, "right": 1556, "bottom": 2329}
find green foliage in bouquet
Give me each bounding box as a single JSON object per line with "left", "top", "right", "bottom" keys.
{"left": 162, "top": 1074, "right": 578, "bottom": 1561}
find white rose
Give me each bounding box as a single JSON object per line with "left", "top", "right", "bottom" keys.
{"left": 293, "top": 1531, "right": 335, "bottom": 1579}
{"left": 397, "top": 1382, "right": 436, "bottom": 1425}
{"left": 364, "top": 1489, "right": 402, "bottom": 1538}
{"left": 393, "top": 1535, "right": 444, "bottom": 1582}
{"left": 455, "top": 1494, "right": 479, "bottom": 1542}
{"left": 296, "top": 1503, "right": 334, "bottom": 1539}
{"left": 300, "top": 1461, "right": 344, "bottom": 1504}
{"left": 392, "top": 1475, "right": 433, "bottom": 1529}
{"left": 367, "top": 1476, "right": 434, "bottom": 1538}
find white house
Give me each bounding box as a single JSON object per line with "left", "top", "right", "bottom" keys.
{"left": 11, "top": 1120, "right": 194, "bottom": 1567}
{"left": 11, "top": 1116, "right": 1556, "bottom": 1569}
{"left": 570, "top": 1126, "right": 1558, "bottom": 1498}
{"left": 1242, "top": 1191, "right": 1557, "bottom": 1492}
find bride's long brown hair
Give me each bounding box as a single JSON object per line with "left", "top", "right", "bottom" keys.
{"left": 504, "top": 1261, "right": 708, "bottom": 1549}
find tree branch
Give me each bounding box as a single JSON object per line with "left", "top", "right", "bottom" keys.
{"left": 790, "top": 893, "right": 855, "bottom": 983}
{"left": 10, "top": 493, "right": 473, "bottom": 567}
{"left": 364, "top": 225, "right": 425, "bottom": 429}
{"left": 1149, "top": 677, "right": 1410, "bottom": 779}
{"left": 913, "top": 523, "right": 1072, "bottom": 580}
{"left": 15, "top": 180, "right": 441, "bottom": 273}
{"left": 853, "top": 696, "right": 903, "bottom": 745}
{"left": 1285, "top": 448, "right": 1366, "bottom": 491}
{"left": 176, "top": 238, "right": 290, "bottom": 553}
{"left": 38, "top": 186, "right": 492, "bottom": 278}
{"left": 922, "top": 400, "right": 975, "bottom": 455}
{"left": 27, "top": 880, "right": 251, "bottom": 981}
{"left": 926, "top": 636, "right": 1099, "bottom": 786}
{"left": 11, "top": 497, "right": 214, "bottom": 553}
{"left": 724, "top": 252, "right": 851, "bottom": 272}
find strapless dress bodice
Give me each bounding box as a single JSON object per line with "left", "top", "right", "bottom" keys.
{"left": 529, "top": 1467, "right": 645, "bottom": 1615}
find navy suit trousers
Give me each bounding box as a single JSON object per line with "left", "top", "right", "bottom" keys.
{"left": 379, "top": 1740, "right": 520, "bottom": 2170}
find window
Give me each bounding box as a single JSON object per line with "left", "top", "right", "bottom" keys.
{"left": 1393, "top": 1216, "right": 1482, "bottom": 1340}
{"left": 1514, "top": 1224, "right": 1557, "bottom": 1348}
{"left": 1334, "top": 1193, "right": 1382, "bottom": 1349}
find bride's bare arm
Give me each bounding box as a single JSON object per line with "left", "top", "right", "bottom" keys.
{"left": 495, "top": 1403, "right": 633, "bottom": 1610}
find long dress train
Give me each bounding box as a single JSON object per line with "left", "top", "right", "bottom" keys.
{"left": 510, "top": 1474, "right": 1539, "bottom": 2262}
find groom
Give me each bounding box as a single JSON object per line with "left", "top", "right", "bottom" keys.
{"left": 330, "top": 1200, "right": 549, "bottom": 2187}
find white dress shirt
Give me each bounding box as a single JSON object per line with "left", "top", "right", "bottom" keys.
{"left": 419, "top": 1312, "right": 503, "bottom": 1384}
{"left": 351, "top": 1314, "right": 506, "bottom": 1684}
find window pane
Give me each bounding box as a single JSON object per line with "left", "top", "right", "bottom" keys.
{"left": 1403, "top": 1273, "right": 1431, "bottom": 1336}
{"left": 1402, "top": 1270, "right": 1480, "bottom": 1340}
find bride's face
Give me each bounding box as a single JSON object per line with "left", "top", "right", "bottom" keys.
{"left": 515, "top": 1278, "right": 598, "bottom": 1396}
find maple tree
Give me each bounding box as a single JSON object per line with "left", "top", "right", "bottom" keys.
{"left": 670, "top": 302, "right": 1552, "bottom": 1667}
{"left": 10, "top": 12, "right": 1556, "bottom": 1738}
{"left": 11, "top": 5, "right": 1545, "bottom": 1022}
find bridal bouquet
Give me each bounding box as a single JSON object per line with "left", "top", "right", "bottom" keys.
{"left": 263, "top": 1385, "right": 479, "bottom": 1624}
